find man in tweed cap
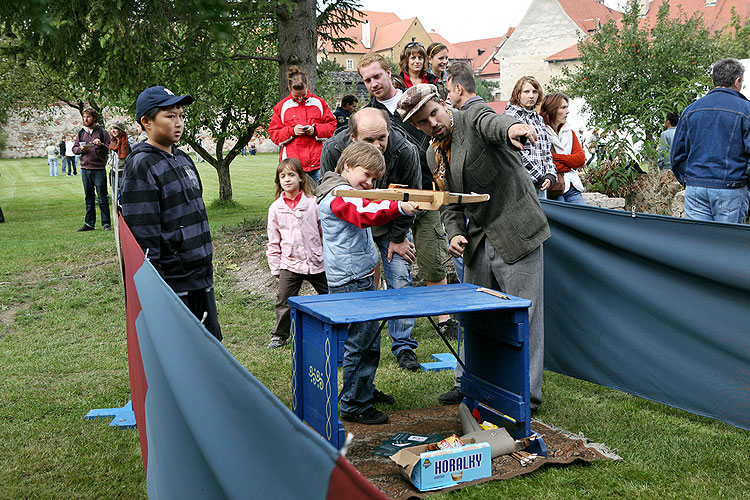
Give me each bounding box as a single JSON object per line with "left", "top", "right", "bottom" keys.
{"left": 397, "top": 84, "right": 549, "bottom": 411}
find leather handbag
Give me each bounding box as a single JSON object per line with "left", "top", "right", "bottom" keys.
{"left": 547, "top": 172, "right": 565, "bottom": 199}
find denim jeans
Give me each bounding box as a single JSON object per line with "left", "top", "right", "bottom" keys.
{"left": 329, "top": 276, "right": 380, "bottom": 415}
{"left": 48, "top": 158, "right": 58, "bottom": 176}
{"left": 550, "top": 186, "right": 586, "bottom": 205}
{"left": 373, "top": 232, "right": 417, "bottom": 356}
{"left": 684, "top": 185, "right": 748, "bottom": 224}
{"left": 307, "top": 168, "right": 321, "bottom": 183}
{"left": 81, "top": 169, "right": 111, "bottom": 228}
{"left": 536, "top": 189, "right": 547, "bottom": 200}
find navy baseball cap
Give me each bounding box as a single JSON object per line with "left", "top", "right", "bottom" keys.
{"left": 136, "top": 86, "right": 194, "bottom": 123}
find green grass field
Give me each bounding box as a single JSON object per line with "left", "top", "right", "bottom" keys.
{"left": 0, "top": 155, "right": 748, "bottom": 499}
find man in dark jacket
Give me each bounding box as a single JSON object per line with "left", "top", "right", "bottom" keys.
{"left": 398, "top": 84, "right": 550, "bottom": 410}
{"left": 333, "top": 94, "right": 358, "bottom": 130}
{"left": 320, "top": 107, "right": 424, "bottom": 371}
{"left": 671, "top": 58, "right": 750, "bottom": 223}
{"left": 73, "top": 107, "right": 111, "bottom": 231}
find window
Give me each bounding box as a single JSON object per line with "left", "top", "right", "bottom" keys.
{"left": 346, "top": 59, "right": 354, "bottom": 70}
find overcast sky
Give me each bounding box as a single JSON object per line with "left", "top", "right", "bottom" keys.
{"left": 357, "top": 0, "right": 624, "bottom": 43}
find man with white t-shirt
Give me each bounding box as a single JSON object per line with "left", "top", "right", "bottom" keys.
{"left": 356, "top": 54, "right": 459, "bottom": 368}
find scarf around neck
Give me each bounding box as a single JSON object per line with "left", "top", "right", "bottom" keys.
{"left": 431, "top": 108, "right": 454, "bottom": 191}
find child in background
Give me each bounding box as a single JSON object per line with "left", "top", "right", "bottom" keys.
{"left": 266, "top": 158, "right": 328, "bottom": 349}
{"left": 314, "top": 142, "right": 420, "bottom": 425}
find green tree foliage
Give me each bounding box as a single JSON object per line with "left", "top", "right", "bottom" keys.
{"left": 554, "top": 0, "right": 718, "bottom": 139}
{"left": 717, "top": 7, "right": 750, "bottom": 59}
{"left": 475, "top": 78, "right": 500, "bottom": 103}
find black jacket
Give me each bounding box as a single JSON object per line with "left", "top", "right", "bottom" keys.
{"left": 320, "top": 126, "right": 421, "bottom": 243}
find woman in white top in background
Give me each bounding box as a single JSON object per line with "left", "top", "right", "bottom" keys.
{"left": 541, "top": 93, "right": 587, "bottom": 205}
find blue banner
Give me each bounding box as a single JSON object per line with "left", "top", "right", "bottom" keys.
{"left": 542, "top": 201, "right": 750, "bottom": 430}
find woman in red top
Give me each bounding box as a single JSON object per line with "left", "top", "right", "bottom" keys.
{"left": 108, "top": 121, "right": 129, "bottom": 191}
{"left": 398, "top": 41, "right": 438, "bottom": 88}
{"left": 541, "top": 93, "right": 587, "bottom": 205}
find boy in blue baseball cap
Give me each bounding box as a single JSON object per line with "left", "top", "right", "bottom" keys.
{"left": 121, "top": 86, "right": 222, "bottom": 340}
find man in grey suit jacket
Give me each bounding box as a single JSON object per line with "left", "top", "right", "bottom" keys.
{"left": 397, "top": 84, "right": 550, "bottom": 411}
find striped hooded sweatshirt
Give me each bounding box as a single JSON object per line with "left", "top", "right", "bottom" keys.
{"left": 121, "top": 142, "right": 214, "bottom": 292}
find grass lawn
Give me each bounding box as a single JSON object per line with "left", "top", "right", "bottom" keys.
{"left": 0, "top": 155, "right": 748, "bottom": 499}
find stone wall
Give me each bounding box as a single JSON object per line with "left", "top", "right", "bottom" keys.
{"left": 0, "top": 103, "right": 278, "bottom": 158}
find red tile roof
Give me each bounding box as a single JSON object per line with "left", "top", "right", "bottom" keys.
{"left": 545, "top": 43, "right": 581, "bottom": 62}
{"left": 451, "top": 36, "right": 508, "bottom": 77}
{"left": 557, "top": 0, "right": 622, "bottom": 32}
{"left": 318, "top": 10, "right": 402, "bottom": 54}
{"left": 371, "top": 17, "right": 418, "bottom": 52}
{"left": 641, "top": 0, "right": 750, "bottom": 32}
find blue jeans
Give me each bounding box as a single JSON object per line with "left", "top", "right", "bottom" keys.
{"left": 684, "top": 185, "right": 748, "bottom": 224}
{"left": 550, "top": 186, "right": 586, "bottom": 205}
{"left": 536, "top": 189, "right": 547, "bottom": 200}
{"left": 307, "top": 168, "right": 321, "bottom": 183}
{"left": 373, "top": 232, "right": 417, "bottom": 356}
{"left": 48, "top": 158, "right": 58, "bottom": 176}
{"left": 81, "top": 169, "right": 111, "bottom": 228}
{"left": 329, "top": 276, "right": 380, "bottom": 415}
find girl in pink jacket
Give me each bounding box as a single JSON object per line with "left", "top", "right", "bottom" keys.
{"left": 266, "top": 158, "right": 328, "bottom": 348}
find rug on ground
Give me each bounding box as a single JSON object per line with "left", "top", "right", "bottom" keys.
{"left": 343, "top": 405, "right": 621, "bottom": 499}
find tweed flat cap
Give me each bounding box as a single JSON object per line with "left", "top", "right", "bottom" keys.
{"left": 111, "top": 121, "right": 126, "bottom": 132}
{"left": 397, "top": 84, "right": 439, "bottom": 122}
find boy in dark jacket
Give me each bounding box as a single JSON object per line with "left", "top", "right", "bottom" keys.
{"left": 121, "top": 86, "right": 221, "bottom": 341}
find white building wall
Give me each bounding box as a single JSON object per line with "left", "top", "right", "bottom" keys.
{"left": 495, "top": 0, "right": 584, "bottom": 99}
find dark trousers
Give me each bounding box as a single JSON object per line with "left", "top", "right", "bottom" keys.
{"left": 272, "top": 269, "right": 328, "bottom": 339}
{"left": 178, "top": 287, "right": 222, "bottom": 341}
{"left": 81, "top": 168, "right": 110, "bottom": 228}
{"left": 66, "top": 156, "right": 77, "bottom": 174}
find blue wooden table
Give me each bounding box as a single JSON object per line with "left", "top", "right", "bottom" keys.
{"left": 288, "top": 283, "right": 542, "bottom": 453}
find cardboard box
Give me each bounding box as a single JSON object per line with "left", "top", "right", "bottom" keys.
{"left": 390, "top": 441, "right": 492, "bottom": 491}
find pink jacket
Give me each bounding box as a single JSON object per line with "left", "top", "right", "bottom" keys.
{"left": 266, "top": 194, "right": 325, "bottom": 276}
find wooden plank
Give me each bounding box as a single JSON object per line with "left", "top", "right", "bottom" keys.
{"left": 331, "top": 188, "right": 488, "bottom": 210}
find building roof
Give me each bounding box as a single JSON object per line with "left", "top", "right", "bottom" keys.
{"left": 371, "top": 17, "right": 418, "bottom": 52}
{"left": 545, "top": 43, "right": 581, "bottom": 63}
{"left": 318, "top": 10, "right": 402, "bottom": 54}
{"left": 546, "top": 0, "right": 750, "bottom": 63}
{"left": 558, "top": 0, "right": 622, "bottom": 33}
{"left": 486, "top": 101, "right": 509, "bottom": 113}
{"left": 641, "top": 0, "right": 750, "bottom": 32}
{"left": 451, "top": 36, "right": 508, "bottom": 77}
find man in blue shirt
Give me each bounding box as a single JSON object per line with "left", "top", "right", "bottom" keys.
{"left": 671, "top": 58, "right": 750, "bottom": 223}
{"left": 657, "top": 112, "right": 678, "bottom": 171}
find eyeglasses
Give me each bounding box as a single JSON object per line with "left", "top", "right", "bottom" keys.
{"left": 405, "top": 41, "right": 424, "bottom": 49}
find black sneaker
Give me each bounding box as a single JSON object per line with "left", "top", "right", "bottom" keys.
{"left": 340, "top": 406, "right": 389, "bottom": 425}
{"left": 372, "top": 388, "right": 395, "bottom": 405}
{"left": 76, "top": 224, "right": 94, "bottom": 232}
{"left": 439, "top": 386, "right": 464, "bottom": 405}
{"left": 437, "top": 318, "right": 459, "bottom": 340}
{"left": 102, "top": 224, "right": 112, "bottom": 231}
{"left": 397, "top": 349, "right": 421, "bottom": 371}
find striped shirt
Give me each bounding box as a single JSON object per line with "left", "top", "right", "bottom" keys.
{"left": 503, "top": 104, "right": 557, "bottom": 186}
{"left": 121, "top": 143, "right": 214, "bottom": 292}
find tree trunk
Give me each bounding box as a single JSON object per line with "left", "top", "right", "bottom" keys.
{"left": 277, "top": 0, "right": 318, "bottom": 98}
{"left": 216, "top": 160, "right": 233, "bottom": 201}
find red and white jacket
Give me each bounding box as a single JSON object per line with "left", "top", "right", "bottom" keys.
{"left": 268, "top": 91, "right": 337, "bottom": 172}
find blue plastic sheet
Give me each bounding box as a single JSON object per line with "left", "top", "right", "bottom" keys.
{"left": 541, "top": 200, "right": 750, "bottom": 430}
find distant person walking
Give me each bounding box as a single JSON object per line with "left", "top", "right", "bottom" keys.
{"left": 59, "top": 138, "right": 67, "bottom": 174}
{"left": 657, "top": 112, "right": 679, "bottom": 171}
{"left": 73, "top": 107, "right": 111, "bottom": 231}
{"left": 65, "top": 138, "right": 77, "bottom": 175}
{"left": 45, "top": 142, "right": 59, "bottom": 176}
{"left": 671, "top": 58, "right": 750, "bottom": 223}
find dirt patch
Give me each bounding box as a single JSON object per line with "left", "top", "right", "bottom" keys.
{"left": 0, "top": 303, "right": 29, "bottom": 337}
{"left": 343, "top": 405, "right": 619, "bottom": 499}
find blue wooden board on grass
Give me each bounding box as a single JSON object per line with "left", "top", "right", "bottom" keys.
{"left": 421, "top": 352, "right": 457, "bottom": 371}
{"left": 84, "top": 400, "right": 136, "bottom": 428}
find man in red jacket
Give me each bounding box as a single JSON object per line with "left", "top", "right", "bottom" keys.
{"left": 269, "top": 66, "right": 337, "bottom": 182}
